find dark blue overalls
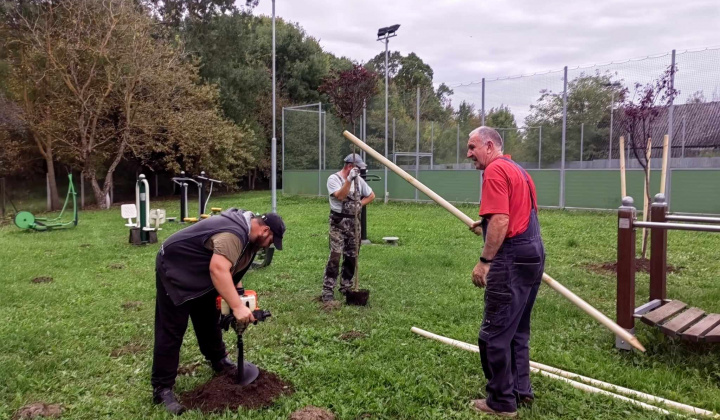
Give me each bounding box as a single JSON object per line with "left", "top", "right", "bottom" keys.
{"left": 479, "top": 158, "right": 545, "bottom": 413}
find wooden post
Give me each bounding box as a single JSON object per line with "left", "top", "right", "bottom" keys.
{"left": 617, "top": 197, "right": 637, "bottom": 350}
{"left": 619, "top": 136, "right": 627, "bottom": 199}
{"left": 649, "top": 194, "right": 668, "bottom": 301}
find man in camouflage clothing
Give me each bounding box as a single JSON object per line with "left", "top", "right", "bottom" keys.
{"left": 322, "top": 153, "right": 375, "bottom": 302}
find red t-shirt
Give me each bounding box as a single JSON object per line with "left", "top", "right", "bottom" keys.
{"left": 479, "top": 156, "right": 538, "bottom": 238}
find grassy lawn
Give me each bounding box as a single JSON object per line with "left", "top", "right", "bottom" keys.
{"left": 1, "top": 191, "right": 719, "bottom": 419}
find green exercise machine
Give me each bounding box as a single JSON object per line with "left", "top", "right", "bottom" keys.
{"left": 14, "top": 174, "right": 79, "bottom": 231}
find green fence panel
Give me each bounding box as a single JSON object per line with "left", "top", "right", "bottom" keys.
{"left": 283, "top": 170, "right": 321, "bottom": 196}
{"left": 416, "top": 171, "right": 481, "bottom": 203}
{"left": 527, "top": 170, "right": 560, "bottom": 208}
{"left": 670, "top": 170, "right": 720, "bottom": 214}
{"left": 565, "top": 170, "right": 660, "bottom": 210}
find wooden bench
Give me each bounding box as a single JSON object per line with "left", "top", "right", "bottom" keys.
{"left": 640, "top": 301, "right": 720, "bottom": 342}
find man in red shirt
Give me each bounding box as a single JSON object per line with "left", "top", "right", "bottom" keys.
{"left": 466, "top": 126, "right": 545, "bottom": 417}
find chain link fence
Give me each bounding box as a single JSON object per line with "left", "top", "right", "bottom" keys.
{"left": 282, "top": 47, "right": 720, "bottom": 213}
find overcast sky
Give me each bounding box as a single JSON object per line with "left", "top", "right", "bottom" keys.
{"left": 250, "top": 1, "right": 720, "bottom": 123}
{"left": 251, "top": 0, "right": 719, "bottom": 83}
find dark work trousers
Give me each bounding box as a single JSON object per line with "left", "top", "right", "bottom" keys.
{"left": 151, "top": 271, "right": 227, "bottom": 390}
{"left": 478, "top": 159, "right": 544, "bottom": 413}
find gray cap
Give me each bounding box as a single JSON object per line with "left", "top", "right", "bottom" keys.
{"left": 344, "top": 153, "right": 366, "bottom": 168}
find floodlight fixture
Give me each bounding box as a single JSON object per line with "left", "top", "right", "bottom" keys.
{"left": 377, "top": 24, "right": 400, "bottom": 40}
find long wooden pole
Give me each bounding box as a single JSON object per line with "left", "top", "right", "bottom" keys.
{"left": 619, "top": 136, "right": 627, "bottom": 198}
{"left": 345, "top": 130, "right": 645, "bottom": 352}
{"left": 411, "top": 327, "right": 713, "bottom": 418}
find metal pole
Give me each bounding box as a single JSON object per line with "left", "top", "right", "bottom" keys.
{"left": 362, "top": 99, "right": 367, "bottom": 162}
{"left": 415, "top": 86, "right": 420, "bottom": 201}
{"left": 271, "top": 0, "right": 277, "bottom": 212}
{"left": 681, "top": 115, "right": 686, "bottom": 159}
{"left": 318, "top": 103, "right": 322, "bottom": 196}
{"left": 80, "top": 172, "right": 85, "bottom": 209}
{"left": 384, "top": 36, "right": 389, "bottom": 203}
{"left": 430, "top": 121, "right": 434, "bottom": 169}
{"left": 560, "top": 66, "right": 568, "bottom": 208}
{"left": 668, "top": 49, "right": 676, "bottom": 165}
{"left": 456, "top": 123, "right": 460, "bottom": 165}
{"left": 46, "top": 173, "right": 51, "bottom": 211}
{"left": 608, "top": 90, "right": 614, "bottom": 168}
{"left": 538, "top": 126, "right": 542, "bottom": 169}
{"left": 481, "top": 78, "right": 485, "bottom": 126}
{"left": 393, "top": 118, "right": 396, "bottom": 158}
{"left": 323, "top": 111, "right": 327, "bottom": 170}
{"left": 281, "top": 107, "right": 285, "bottom": 194}
{"left": 580, "top": 123, "right": 584, "bottom": 169}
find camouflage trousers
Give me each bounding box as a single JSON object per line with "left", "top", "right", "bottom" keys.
{"left": 322, "top": 214, "right": 359, "bottom": 301}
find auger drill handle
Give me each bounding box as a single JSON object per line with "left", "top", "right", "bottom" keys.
{"left": 217, "top": 287, "right": 272, "bottom": 335}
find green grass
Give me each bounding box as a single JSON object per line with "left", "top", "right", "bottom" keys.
{"left": 1, "top": 191, "right": 720, "bottom": 419}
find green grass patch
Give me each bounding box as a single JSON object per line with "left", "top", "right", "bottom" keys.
{"left": 1, "top": 191, "right": 719, "bottom": 419}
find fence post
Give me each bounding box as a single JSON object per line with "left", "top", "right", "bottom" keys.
{"left": 80, "top": 172, "right": 85, "bottom": 209}
{"left": 560, "top": 66, "right": 568, "bottom": 208}
{"left": 430, "top": 121, "right": 434, "bottom": 169}
{"left": 0, "top": 177, "right": 5, "bottom": 218}
{"left": 580, "top": 123, "right": 584, "bottom": 169}
{"left": 318, "top": 102, "right": 322, "bottom": 197}
{"left": 481, "top": 78, "right": 485, "bottom": 126}
{"left": 616, "top": 196, "right": 637, "bottom": 350}
{"left": 323, "top": 111, "right": 327, "bottom": 170}
{"left": 649, "top": 194, "right": 668, "bottom": 301}
{"left": 666, "top": 49, "right": 676, "bottom": 205}
{"left": 681, "top": 115, "right": 686, "bottom": 159}
{"left": 415, "top": 86, "right": 420, "bottom": 202}
{"left": 456, "top": 123, "right": 460, "bottom": 165}
{"left": 538, "top": 126, "right": 542, "bottom": 169}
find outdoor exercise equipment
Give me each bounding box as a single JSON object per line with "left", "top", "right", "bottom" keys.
{"left": 217, "top": 287, "right": 272, "bottom": 385}
{"left": 343, "top": 130, "right": 646, "bottom": 352}
{"left": 617, "top": 194, "right": 720, "bottom": 347}
{"left": 128, "top": 174, "right": 164, "bottom": 245}
{"left": 14, "top": 174, "right": 78, "bottom": 231}
{"left": 411, "top": 327, "right": 718, "bottom": 418}
{"left": 171, "top": 171, "right": 223, "bottom": 223}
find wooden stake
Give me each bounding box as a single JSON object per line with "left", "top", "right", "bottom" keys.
{"left": 344, "top": 130, "right": 645, "bottom": 352}
{"left": 660, "top": 134, "right": 669, "bottom": 195}
{"left": 619, "top": 136, "right": 627, "bottom": 199}
{"left": 642, "top": 139, "right": 652, "bottom": 255}
{"left": 411, "top": 327, "right": 714, "bottom": 418}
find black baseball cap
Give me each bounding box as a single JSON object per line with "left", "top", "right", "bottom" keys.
{"left": 261, "top": 213, "right": 285, "bottom": 250}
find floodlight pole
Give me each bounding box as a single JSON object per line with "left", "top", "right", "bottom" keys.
{"left": 271, "top": 0, "right": 277, "bottom": 212}
{"left": 378, "top": 25, "right": 399, "bottom": 203}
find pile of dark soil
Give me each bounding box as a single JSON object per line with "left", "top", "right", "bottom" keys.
{"left": 181, "top": 369, "right": 293, "bottom": 413}
{"left": 110, "top": 342, "right": 147, "bottom": 357}
{"left": 340, "top": 331, "right": 367, "bottom": 341}
{"left": 585, "top": 258, "right": 679, "bottom": 274}
{"left": 31, "top": 277, "right": 53, "bottom": 284}
{"left": 289, "top": 406, "right": 335, "bottom": 420}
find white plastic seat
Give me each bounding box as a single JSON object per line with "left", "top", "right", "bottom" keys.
{"left": 121, "top": 204, "right": 137, "bottom": 227}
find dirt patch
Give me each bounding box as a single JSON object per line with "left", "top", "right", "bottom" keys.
{"left": 289, "top": 406, "right": 335, "bottom": 420}
{"left": 31, "top": 277, "right": 53, "bottom": 284}
{"left": 321, "top": 301, "right": 342, "bottom": 312}
{"left": 110, "top": 342, "right": 148, "bottom": 357}
{"left": 178, "top": 362, "right": 203, "bottom": 376}
{"left": 585, "top": 258, "right": 680, "bottom": 275}
{"left": 340, "top": 331, "right": 367, "bottom": 341}
{"left": 108, "top": 263, "right": 125, "bottom": 270}
{"left": 79, "top": 244, "right": 91, "bottom": 248}
{"left": 181, "top": 369, "right": 293, "bottom": 413}
{"left": 121, "top": 301, "right": 143, "bottom": 310}
{"left": 12, "top": 402, "right": 63, "bottom": 420}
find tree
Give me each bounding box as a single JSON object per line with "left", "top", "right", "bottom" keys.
{"left": 619, "top": 65, "right": 678, "bottom": 258}
{"left": 485, "top": 105, "right": 519, "bottom": 155}
{"left": 320, "top": 64, "right": 379, "bottom": 127}
{"left": 686, "top": 90, "right": 706, "bottom": 104}
{"left": 146, "top": 0, "right": 238, "bottom": 25}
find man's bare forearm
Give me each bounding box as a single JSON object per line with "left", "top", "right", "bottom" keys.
{"left": 361, "top": 191, "right": 375, "bottom": 206}
{"left": 333, "top": 179, "right": 352, "bottom": 201}
{"left": 481, "top": 214, "right": 509, "bottom": 261}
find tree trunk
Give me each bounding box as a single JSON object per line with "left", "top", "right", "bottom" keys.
{"left": 88, "top": 171, "right": 108, "bottom": 209}
{"left": 45, "top": 153, "right": 62, "bottom": 211}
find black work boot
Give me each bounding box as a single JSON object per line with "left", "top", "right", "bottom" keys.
{"left": 210, "top": 356, "right": 237, "bottom": 374}
{"left": 153, "top": 387, "right": 186, "bottom": 415}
